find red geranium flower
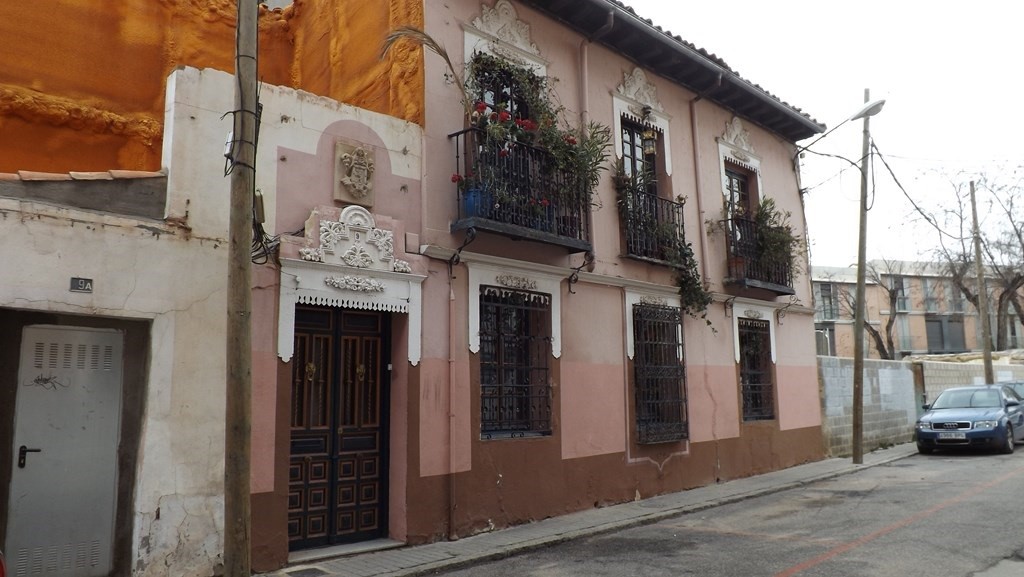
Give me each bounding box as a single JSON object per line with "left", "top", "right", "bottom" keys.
{"left": 498, "top": 110, "right": 511, "bottom": 122}
{"left": 474, "top": 101, "right": 487, "bottom": 113}
{"left": 451, "top": 173, "right": 463, "bottom": 183}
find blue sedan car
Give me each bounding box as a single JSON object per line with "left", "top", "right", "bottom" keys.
{"left": 915, "top": 385, "right": 1024, "bottom": 454}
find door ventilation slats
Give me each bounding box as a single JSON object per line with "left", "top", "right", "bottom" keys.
{"left": 30, "top": 340, "right": 115, "bottom": 371}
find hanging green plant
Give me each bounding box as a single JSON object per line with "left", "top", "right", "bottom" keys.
{"left": 754, "top": 197, "right": 804, "bottom": 277}
{"left": 614, "top": 163, "right": 713, "bottom": 325}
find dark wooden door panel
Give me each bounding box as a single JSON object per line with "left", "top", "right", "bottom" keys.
{"left": 289, "top": 307, "right": 388, "bottom": 550}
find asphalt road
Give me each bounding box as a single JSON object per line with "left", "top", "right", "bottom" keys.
{"left": 433, "top": 450, "right": 1024, "bottom": 577}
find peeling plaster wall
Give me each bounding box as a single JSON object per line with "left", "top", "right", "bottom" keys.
{"left": 0, "top": 61, "right": 426, "bottom": 575}
{"left": 146, "top": 66, "right": 424, "bottom": 573}
{"left": 0, "top": 197, "right": 230, "bottom": 576}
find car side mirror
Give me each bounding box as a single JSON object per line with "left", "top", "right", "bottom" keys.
{"left": 922, "top": 404, "right": 931, "bottom": 410}
{"left": 1007, "top": 399, "right": 1020, "bottom": 407}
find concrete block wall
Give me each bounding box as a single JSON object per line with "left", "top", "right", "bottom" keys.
{"left": 818, "top": 356, "right": 917, "bottom": 457}
{"left": 918, "top": 362, "right": 1024, "bottom": 403}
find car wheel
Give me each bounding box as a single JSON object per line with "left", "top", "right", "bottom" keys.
{"left": 1001, "top": 424, "right": 1015, "bottom": 454}
{"left": 917, "top": 443, "right": 933, "bottom": 455}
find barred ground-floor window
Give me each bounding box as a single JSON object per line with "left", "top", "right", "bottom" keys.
{"left": 479, "top": 285, "right": 552, "bottom": 438}
{"left": 739, "top": 317, "right": 774, "bottom": 421}
{"left": 633, "top": 303, "right": 688, "bottom": 443}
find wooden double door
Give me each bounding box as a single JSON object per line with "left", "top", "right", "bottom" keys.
{"left": 289, "top": 306, "right": 390, "bottom": 550}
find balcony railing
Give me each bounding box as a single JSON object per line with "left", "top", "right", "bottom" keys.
{"left": 621, "top": 189, "right": 685, "bottom": 263}
{"left": 723, "top": 217, "right": 795, "bottom": 295}
{"left": 450, "top": 127, "right": 591, "bottom": 252}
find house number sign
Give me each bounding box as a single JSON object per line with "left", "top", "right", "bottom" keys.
{"left": 70, "top": 277, "right": 94, "bottom": 293}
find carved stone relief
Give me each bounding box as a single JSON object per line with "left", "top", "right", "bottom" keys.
{"left": 334, "top": 142, "right": 376, "bottom": 207}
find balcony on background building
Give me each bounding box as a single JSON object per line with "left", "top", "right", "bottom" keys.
{"left": 449, "top": 127, "right": 591, "bottom": 253}
{"left": 620, "top": 189, "right": 685, "bottom": 263}
{"left": 723, "top": 216, "right": 795, "bottom": 296}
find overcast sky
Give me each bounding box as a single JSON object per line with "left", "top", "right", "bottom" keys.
{"left": 622, "top": 1, "right": 1024, "bottom": 268}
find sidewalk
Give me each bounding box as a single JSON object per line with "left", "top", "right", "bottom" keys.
{"left": 260, "top": 444, "right": 919, "bottom": 577}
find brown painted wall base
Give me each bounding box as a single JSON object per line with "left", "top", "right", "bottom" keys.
{"left": 401, "top": 423, "right": 823, "bottom": 543}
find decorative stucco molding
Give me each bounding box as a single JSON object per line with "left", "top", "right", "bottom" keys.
{"left": 616, "top": 68, "right": 663, "bottom": 114}
{"left": 472, "top": 0, "right": 539, "bottom": 56}
{"left": 280, "top": 205, "right": 424, "bottom": 365}
{"left": 324, "top": 275, "right": 386, "bottom": 293}
{"left": 298, "top": 205, "right": 394, "bottom": 267}
{"left": 612, "top": 67, "right": 673, "bottom": 175}
{"left": 464, "top": 0, "right": 547, "bottom": 76}
{"left": 719, "top": 117, "right": 756, "bottom": 163}
{"left": 639, "top": 295, "right": 668, "bottom": 307}
{"left": 495, "top": 274, "right": 537, "bottom": 291}
{"left": 716, "top": 117, "right": 763, "bottom": 212}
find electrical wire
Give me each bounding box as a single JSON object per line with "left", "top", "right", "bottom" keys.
{"left": 871, "top": 140, "right": 969, "bottom": 242}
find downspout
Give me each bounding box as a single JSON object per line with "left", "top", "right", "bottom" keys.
{"left": 447, "top": 262, "right": 458, "bottom": 541}
{"left": 579, "top": 11, "right": 615, "bottom": 128}
{"left": 689, "top": 73, "right": 723, "bottom": 482}
{"left": 689, "top": 73, "right": 723, "bottom": 280}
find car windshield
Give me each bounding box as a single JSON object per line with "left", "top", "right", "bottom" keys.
{"left": 932, "top": 389, "right": 1001, "bottom": 409}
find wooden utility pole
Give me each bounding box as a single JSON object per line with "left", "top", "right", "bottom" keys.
{"left": 970, "top": 181, "right": 994, "bottom": 383}
{"left": 851, "top": 88, "right": 872, "bottom": 465}
{"left": 226, "top": 0, "right": 257, "bottom": 574}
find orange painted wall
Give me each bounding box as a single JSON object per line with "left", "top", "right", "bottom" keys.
{"left": 0, "top": 0, "right": 423, "bottom": 173}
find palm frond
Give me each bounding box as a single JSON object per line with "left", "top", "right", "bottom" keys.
{"left": 381, "top": 26, "right": 468, "bottom": 114}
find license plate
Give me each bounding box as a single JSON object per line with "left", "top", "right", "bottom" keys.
{"left": 938, "top": 432, "right": 966, "bottom": 440}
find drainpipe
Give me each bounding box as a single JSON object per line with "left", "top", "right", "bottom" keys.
{"left": 689, "top": 73, "right": 723, "bottom": 280}
{"left": 689, "top": 74, "right": 723, "bottom": 482}
{"left": 447, "top": 263, "right": 458, "bottom": 541}
{"left": 579, "top": 11, "right": 615, "bottom": 128}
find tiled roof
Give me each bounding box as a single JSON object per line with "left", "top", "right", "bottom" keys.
{"left": 519, "top": 0, "right": 825, "bottom": 141}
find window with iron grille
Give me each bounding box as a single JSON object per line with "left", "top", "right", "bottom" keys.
{"left": 479, "top": 285, "right": 552, "bottom": 438}
{"left": 633, "top": 304, "right": 688, "bottom": 443}
{"left": 739, "top": 318, "right": 774, "bottom": 421}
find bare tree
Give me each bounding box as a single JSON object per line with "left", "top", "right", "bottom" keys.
{"left": 835, "top": 258, "right": 906, "bottom": 360}
{"left": 931, "top": 172, "right": 1024, "bottom": 350}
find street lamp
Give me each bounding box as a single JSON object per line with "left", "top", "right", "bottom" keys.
{"left": 797, "top": 91, "right": 884, "bottom": 465}
{"left": 852, "top": 89, "right": 884, "bottom": 465}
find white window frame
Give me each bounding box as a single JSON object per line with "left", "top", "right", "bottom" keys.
{"left": 468, "top": 262, "right": 563, "bottom": 358}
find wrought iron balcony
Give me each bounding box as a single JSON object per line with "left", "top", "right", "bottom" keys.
{"left": 723, "top": 217, "right": 795, "bottom": 296}
{"left": 450, "top": 127, "right": 591, "bottom": 252}
{"left": 620, "top": 189, "right": 685, "bottom": 263}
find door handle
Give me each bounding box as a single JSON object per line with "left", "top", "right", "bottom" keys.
{"left": 18, "top": 445, "right": 41, "bottom": 468}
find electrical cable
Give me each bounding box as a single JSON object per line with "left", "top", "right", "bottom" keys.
{"left": 871, "top": 140, "right": 969, "bottom": 242}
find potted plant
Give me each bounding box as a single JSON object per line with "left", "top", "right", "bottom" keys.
{"left": 754, "top": 197, "right": 803, "bottom": 278}
{"left": 383, "top": 28, "right": 611, "bottom": 225}
{"left": 614, "top": 163, "right": 713, "bottom": 324}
